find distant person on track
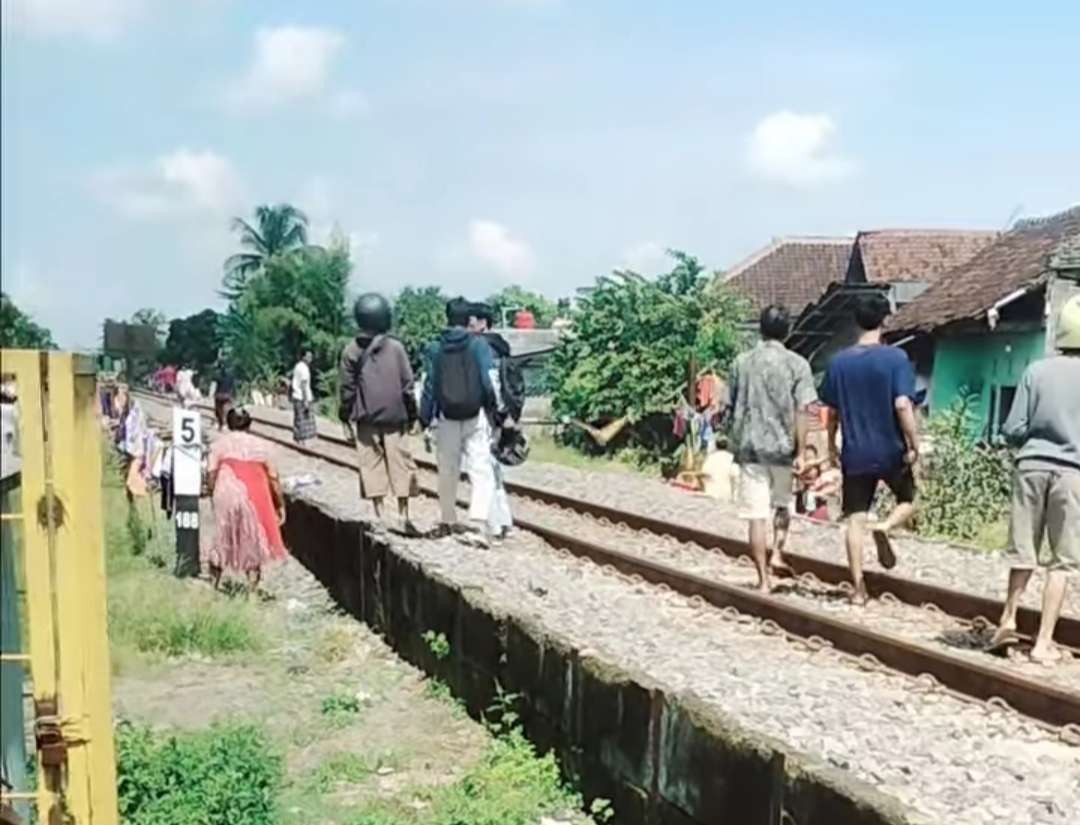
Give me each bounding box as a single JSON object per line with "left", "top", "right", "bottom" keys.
{"left": 339, "top": 293, "right": 420, "bottom": 534}
{"left": 213, "top": 362, "right": 237, "bottom": 431}
{"left": 291, "top": 350, "right": 316, "bottom": 445}
{"left": 176, "top": 366, "right": 197, "bottom": 408}
{"left": 420, "top": 297, "right": 497, "bottom": 545}
{"left": 728, "top": 305, "right": 817, "bottom": 592}
{"left": 821, "top": 293, "right": 920, "bottom": 606}
{"left": 991, "top": 295, "right": 1080, "bottom": 664}
{"left": 469, "top": 301, "right": 526, "bottom": 540}
{"left": 206, "top": 408, "right": 287, "bottom": 592}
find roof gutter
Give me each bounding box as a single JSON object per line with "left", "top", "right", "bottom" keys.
{"left": 986, "top": 285, "right": 1035, "bottom": 330}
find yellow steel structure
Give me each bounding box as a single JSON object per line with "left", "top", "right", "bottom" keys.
{"left": 0, "top": 351, "right": 118, "bottom": 825}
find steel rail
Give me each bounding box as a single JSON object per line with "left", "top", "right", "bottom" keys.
{"left": 135, "top": 392, "right": 1080, "bottom": 728}
{"left": 135, "top": 391, "right": 1080, "bottom": 648}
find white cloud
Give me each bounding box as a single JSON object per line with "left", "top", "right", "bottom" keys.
{"left": 468, "top": 220, "right": 535, "bottom": 280}
{"left": 745, "top": 110, "right": 857, "bottom": 187}
{"left": 621, "top": 241, "right": 669, "bottom": 275}
{"left": 224, "top": 25, "right": 351, "bottom": 112}
{"left": 93, "top": 148, "right": 243, "bottom": 220}
{"left": 2, "top": 0, "right": 144, "bottom": 39}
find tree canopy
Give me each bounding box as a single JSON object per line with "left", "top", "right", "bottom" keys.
{"left": 0, "top": 292, "right": 56, "bottom": 349}
{"left": 162, "top": 309, "right": 222, "bottom": 376}
{"left": 391, "top": 286, "right": 447, "bottom": 371}
{"left": 223, "top": 204, "right": 313, "bottom": 299}
{"left": 221, "top": 239, "right": 351, "bottom": 393}
{"left": 550, "top": 251, "right": 748, "bottom": 456}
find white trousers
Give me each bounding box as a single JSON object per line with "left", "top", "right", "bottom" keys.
{"left": 436, "top": 415, "right": 494, "bottom": 525}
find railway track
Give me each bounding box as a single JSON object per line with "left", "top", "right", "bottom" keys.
{"left": 134, "top": 391, "right": 1080, "bottom": 729}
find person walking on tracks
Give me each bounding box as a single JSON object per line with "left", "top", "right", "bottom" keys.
{"left": 991, "top": 294, "right": 1080, "bottom": 663}
{"left": 420, "top": 297, "right": 497, "bottom": 545}
{"left": 213, "top": 361, "right": 237, "bottom": 430}
{"left": 469, "top": 302, "right": 526, "bottom": 540}
{"left": 291, "top": 349, "right": 317, "bottom": 445}
{"left": 339, "top": 293, "right": 420, "bottom": 534}
{"left": 728, "top": 305, "right": 817, "bottom": 592}
{"left": 206, "top": 408, "right": 287, "bottom": 592}
{"left": 821, "top": 293, "right": 920, "bottom": 605}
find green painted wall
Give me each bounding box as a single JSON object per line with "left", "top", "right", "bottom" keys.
{"left": 929, "top": 328, "right": 1046, "bottom": 432}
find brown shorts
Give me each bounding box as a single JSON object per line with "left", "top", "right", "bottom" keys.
{"left": 354, "top": 425, "right": 418, "bottom": 500}
{"left": 1009, "top": 466, "right": 1080, "bottom": 571}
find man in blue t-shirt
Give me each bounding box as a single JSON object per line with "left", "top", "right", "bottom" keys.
{"left": 820, "top": 293, "right": 920, "bottom": 605}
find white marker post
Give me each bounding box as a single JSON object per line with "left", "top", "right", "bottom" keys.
{"left": 172, "top": 406, "right": 202, "bottom": 577}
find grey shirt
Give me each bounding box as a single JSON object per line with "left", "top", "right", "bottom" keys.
{"left": 1002, "top": 355, "right": 1080, "bottom": 471}
{"left": 728, "top": 340, "right": 817, "bottom": 466}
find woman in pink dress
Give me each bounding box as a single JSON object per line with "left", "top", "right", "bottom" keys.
{"left": 207, "top": 408, "right": 287, "bottom": 590}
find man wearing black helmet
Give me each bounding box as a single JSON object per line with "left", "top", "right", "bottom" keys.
{"left": 339, "top": 292, "right": 419, "bottom": 533}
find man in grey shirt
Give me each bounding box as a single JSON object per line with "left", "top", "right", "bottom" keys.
{"left": 992, "top": 294, "right": 1080, "bottom": 663}
{"left": 728, "top": 305, "right": 817, "bottom": 592}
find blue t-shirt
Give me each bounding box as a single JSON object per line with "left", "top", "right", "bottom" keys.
{"left": 820, "top": 345, "right": 915, "bottom": 476}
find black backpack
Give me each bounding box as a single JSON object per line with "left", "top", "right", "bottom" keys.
{"left": 437, "top": 343, "right": 484, "bottom": 420}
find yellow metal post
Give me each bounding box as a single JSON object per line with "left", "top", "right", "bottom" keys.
{"left": 0, "top": 350, "right": 118, "bottom": 824}
{"left": 55, "top": 353, "right": 118, "bottom": 822}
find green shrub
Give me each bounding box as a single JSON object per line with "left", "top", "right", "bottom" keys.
{"left": 550, "top": 251, "right": 748, "bottom": 463}
{"left": 116, "top": 722, "right": 282, "bottom": 825}
{"left": 917, "top": 394, "right": 1013, "bottom": 543}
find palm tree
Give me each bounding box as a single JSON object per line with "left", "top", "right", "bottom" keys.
{"left": 223, "top": 203, "right": 310, "bottom": 297}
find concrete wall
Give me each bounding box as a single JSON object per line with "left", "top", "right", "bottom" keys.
{"left": 928, "top": 327, "right": 1045, "bottom": 432}
{"left": 283, "top": 495, "right": 913, "bottom": 825}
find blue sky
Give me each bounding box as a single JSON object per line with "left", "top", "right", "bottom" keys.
{"left": 2, "top": 0, "right": 1078, "bottom": 348}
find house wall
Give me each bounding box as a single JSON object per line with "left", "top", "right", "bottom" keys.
{"left": 929, "top": 328, "right": 1046, "bottom": 432}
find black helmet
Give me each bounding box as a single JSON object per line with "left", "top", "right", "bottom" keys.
{"left": 353, "top": 293, "right": 392, "bottom": 333}
{"left": 494, "top": 427, "right": 529, "bottom": 467}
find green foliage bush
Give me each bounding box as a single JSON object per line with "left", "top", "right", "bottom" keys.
{"left": 116, "top": 722, "right": 281, "bottom": 825}
{"left": 550, "top": 251, "right": 748, "bottom": 461}
{"left": 918, "top": 393, "right": 1013, "bottom": 543}
{"left": 393, "top": 285, "right": 447, "bottom": 372}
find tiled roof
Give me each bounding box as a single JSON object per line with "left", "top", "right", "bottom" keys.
{"left": 891, "top": 207, "right": 1080, "bottom": 333}
{"left": 848, "top": 229, "right": 999, "bottom": 284}
{"left": 1049, "top": 224, "right": 1080, "bottom": 271}
{"left": 721, "top": 236, "right": 853, "bottom": 315}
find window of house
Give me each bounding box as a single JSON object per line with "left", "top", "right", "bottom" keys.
{"left": 990, "top": 385, "right": 1018, "bottom": 437}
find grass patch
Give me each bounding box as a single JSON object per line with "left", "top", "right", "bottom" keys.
{"left": 116, "top": 722, "right": 282, "bottom": 825}
{"left": 321, "top": 691, "right": 365, "bottom": 727}
{"left": 309, "top": 752, "right": 380, "bottom": 793}
{"left": 109, "top": 575, "right": 263, "bottom": 658}
{"left": 347, "top": 729, "right": 587, "bottom": 825}
{"left": 525, "top": 433, "right": 643, "bottom": 475}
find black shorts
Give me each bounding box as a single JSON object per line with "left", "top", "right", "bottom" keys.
{"left": 842, "top": 466, "right": 915, "bottom": 516}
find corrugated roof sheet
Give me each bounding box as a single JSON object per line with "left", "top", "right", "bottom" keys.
{"left": 891, "top": 207, "right": 1080, "bottom": 333}
{"left": 721, "top": 236, "right": 853, "bottom": 315}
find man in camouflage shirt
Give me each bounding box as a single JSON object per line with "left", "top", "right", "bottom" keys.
{"left": 727, "top": 305, "right": 817, "bottom": 592}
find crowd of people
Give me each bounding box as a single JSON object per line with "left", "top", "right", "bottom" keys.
{"left": 106, "top": 287, "right": 1080, "bottom": 664}
{"left": 728, "top": 292, "right": 1080, "bottom": 663}
{"left": 336, "top": 293, "right": 526, "bottom": 548}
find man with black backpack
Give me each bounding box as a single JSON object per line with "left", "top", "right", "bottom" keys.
{"left": 469, "top": 302, "right": 526, "bottom": 539}
{"left": 339, "top": 293, "right": 420, "bottom": 534}
{"left": 420, "top": 297, "right": 498, "bottom": 543}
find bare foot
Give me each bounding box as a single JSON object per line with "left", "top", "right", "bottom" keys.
{"left": 1028, "top": 644, "right": 1063, "bottom": 665}
{"left": 870, "top": 527, "right": 897, "bottom": 570}
{"left": 768, "top": 554, "right": 794, "bottom": 576}
{"left": 850, "top": 585, "right": 870, "bottom": 607}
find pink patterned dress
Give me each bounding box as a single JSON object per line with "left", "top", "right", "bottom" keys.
{"left": 206, "top": 432, "right": 287, "bottom": 573}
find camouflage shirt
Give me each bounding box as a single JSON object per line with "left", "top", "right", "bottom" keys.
{"left": 728, "top": 340, "right": 816, "bottom": 466}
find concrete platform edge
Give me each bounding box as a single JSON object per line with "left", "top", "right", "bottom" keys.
{"left": 283, "top": 494, "right": 917, "bottom": 825}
